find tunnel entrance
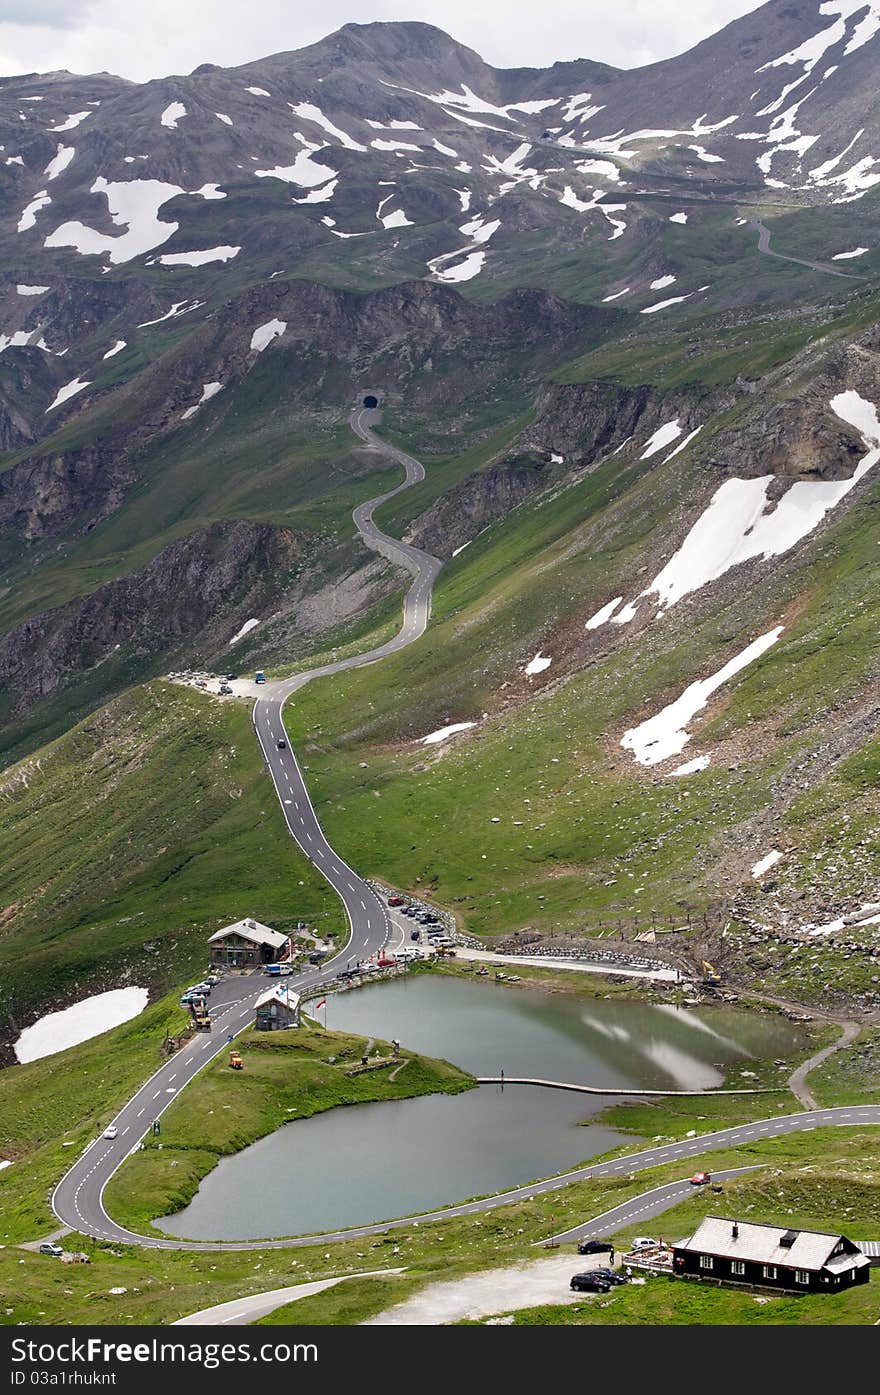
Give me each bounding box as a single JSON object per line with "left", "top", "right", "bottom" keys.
{"left": 362, "top": 394, "right": 379, "bottom": 409}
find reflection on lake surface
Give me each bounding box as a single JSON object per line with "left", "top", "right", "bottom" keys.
{"left": 161, "top": 975, "right": 799, "bottom": 1240}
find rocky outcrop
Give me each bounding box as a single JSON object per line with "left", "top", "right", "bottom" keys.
{"left": 708, "top": 341, "right": 880, "bottom": 482}
{"left": 0, "top": 445, "right": 133, "bottom": 544}
{"left": 520, "top": 380, "right": 721, "bottom": 461}
{"left": 0, "top": 521, "right": 301, "bottom": 718}
{"left": 408, "top": 454, "right": 555, "bottom": 557}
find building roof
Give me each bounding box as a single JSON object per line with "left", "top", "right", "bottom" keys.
{"left": 678, "top": 1216, "right": 862, "bottom": 1272}
{"left": 254, "top": 984, "right": 300, "bottom": 1012}
{"left": 208, "top": 918, "right": 289, "bottom": 949}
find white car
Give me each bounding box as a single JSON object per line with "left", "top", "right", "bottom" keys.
{"left": 103, "top": 1125, "right": 119, "bottom": 1140}
{"left": 630, "top": 1237, "right": 658, "bottom": 1251}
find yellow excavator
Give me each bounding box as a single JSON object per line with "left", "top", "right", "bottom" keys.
{"left": 701, "top": 960, "right": 722, "bottom": 986}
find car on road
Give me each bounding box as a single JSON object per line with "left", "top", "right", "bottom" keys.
{"left": 39, "top": 1243, "right": 64, "bottom": 1257}
{"left": 569, "top": 1273, "right": 611, "bottom": 1293}
{"left": 690, "top": 1171, "right": 711, "bottom": 1186}
{"left": 103, "top": 1125, "right": 119, "bottom": 1140}
{"left": 577, "top": 1239, "right": 614, "bottom": 1256}
{"left": 630, "top": 1237, "right": 658, "bottom": 1251}
{"left": 336, "top": 969, "right": 358, "bottom": 982}
{"left": 277, "top": 738, "right": 287, "bottom": 749}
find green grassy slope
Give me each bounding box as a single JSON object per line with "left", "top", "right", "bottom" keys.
{"left": 0, "top": 683, "right": 343, "bottom": 1033}
{"left": 277, "top": 401, "right": 880, "bottom": 953}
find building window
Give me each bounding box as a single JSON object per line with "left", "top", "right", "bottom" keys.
{"left": 763, "top": 1265, "right": 777, "bottom": 1280}
{"left": 731, "top": 1260, "right": 745, "bottom": 1276}
{"left": 795, "top": 1270, "right": 809, "bottom": 1285}
{"left": 699, "top": 1255, "right": 714, "bottom": 1271}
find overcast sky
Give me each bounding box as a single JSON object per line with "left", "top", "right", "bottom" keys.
{"left": 0, "top": 0, "right": 767, "bottom": 83}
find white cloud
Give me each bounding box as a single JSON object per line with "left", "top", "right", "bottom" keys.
{"left": 0, "top": 2, "right": 768, "bottom": 83}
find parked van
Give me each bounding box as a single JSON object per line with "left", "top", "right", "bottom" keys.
{"left": 265, "top": 963, "right": 293, "bottom": 976}
{"left": 255, "top": 670, "right": 266, "bottom": 684}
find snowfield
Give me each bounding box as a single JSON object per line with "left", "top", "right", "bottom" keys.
{"left": 752, "top": 850, "right": 783, "bottom": 878}
{"left": 524, "top": 651, "right": 552, "bottom": 675}
{"left": 421, "top": 722, "right": 475, "bottom": 745}
{"left": 46, "top": 376, "right": 90, "bottom": 412}
{"left": 45, "top": 177, "right": 184, "bottom": 263}
{"left": 181, "top": 381, "right": 223, "bottom": 419}
{"left": 159, "top": 245, "right": 240, "bottom": 267}
{"left": 621, "top": 628, "right": 784, "bottom": 766}
{"left": 160, "top": 102, "right": 187, "bottom": 129}
{"left": 14, "top": 987, "right": 149, "bottom": 1063}
{"left": 640, "top": 419, "right": 682, "bottom": 459}
{"left": 250, "top": 318, "right": 287, "bottom": 352}
{"left": 229, "top": 617, "right": 260, "bottom": 646}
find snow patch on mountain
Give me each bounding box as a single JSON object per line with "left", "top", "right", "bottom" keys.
{"left": 524, "top": 651, "right": 552, "bottom": 675}
{"left": 256, "top": 147, "right": 337, "bottom": 187}
{"left": 181, "top": 381, "right": 223, "bottom": 420}
{"left": 290, "top": 101, "right": 366, "bottom": 151}
{"left": 18, "top": 189, "right": 51, "bottom": 232}
{"left": 621, "top": 628, "right": 783, "bottom": 766}
{"left": 752, "top": 850, "right": 783, "bottom": 878}
{"left": 46, "top": 376, "right": 90, "bottom": 412}
{"left": 371, "top": 137, "right": 421, "bottom": 152}
{"left": 215, "top": 112, "right": 233, "bottom": 126}
{"left": 294, "top": 178, "right": 337, "bottom": 203}
{"left": 641, "top": 286, "right": 708, "bottom": 313}
{"left": 103, "top": 339, "right": 126, "bottom": 358}
{"left": 158, "top": 245, "right": 239, "bottom": 267}
{"left": 16, "top": 283, "right": 49, "bottom": 295}
{"left": 832, "top": 245, "right": 869, "bottom": 258}
{"left": 45, "top": 177, "right": 183, "bottom": 263}
{"left": 137, "top": 299, "right": 203, "bottom": 327}
{"left": 45, "top": 144, "right": 74, "bottom": 180}
{"left": 250, "top": 318, "right": 286, "bottom": 352}
{"left": 421, "top": 722, "right": 475, "bottom": 745}
{"left": 229, "top": 617, "right": 260, "bottom": 646}
{"left": 669, "top": 212, "right": 688, "bottom": 224}
{"left": 160, "top": 102, "right": 187, "bottom": 129}
{"left": 640, "top": 419, "right": 682, "bottom": 458}
{"left": 432, "top": 250, "right": 485, "bottom": 282}
{"left": 650, "top": 274, "right": 677, "bottom": 290}
{"left": 667, "top": 754, "right": 711, "bottom": 777}
{"left": 50, "top": 110, "right": 90, "bottom": 132}
{"left": 586, "top": 597, "right": 623, "bottom": 629}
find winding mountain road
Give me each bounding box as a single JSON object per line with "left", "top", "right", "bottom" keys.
{"left": 749, "top": 218, "right": 860, "bottom": 279}
{"left": 51, "top": 402, "right": 441, "bottom": 1247}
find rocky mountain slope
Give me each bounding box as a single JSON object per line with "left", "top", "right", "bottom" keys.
{"left": 0, "top": 1, "right": 878, "bottom": 1025}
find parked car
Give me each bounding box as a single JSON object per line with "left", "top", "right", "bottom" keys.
{"left": 591, "top": 1268, "right": 628, "bottom": 1285}
{"left": 569, "top": 1273, "right": 611, "bottom": 1293}
{"left": 690, "top": 1171, "right": 711, "bottom": 1186}
{"left": 410, "top": 929, "right": 421, "bottom": 941}
{"left": 577, "top": 1239, "right": 614, "bottom": 1256}
{"left": 103, "top": 1125, "right": 119, "bottom": 1140}
{"left": 39, "top": 1243, "right": 64, "bottom": 1257}
{"left": 630, "top": 1237, "right": 658, "bottom": 1251}
{"left": 387, "top": 896, "right": 405, "bottom": 907}
{"left": 308, "top": 951, "right": 327, "bottom": 964}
